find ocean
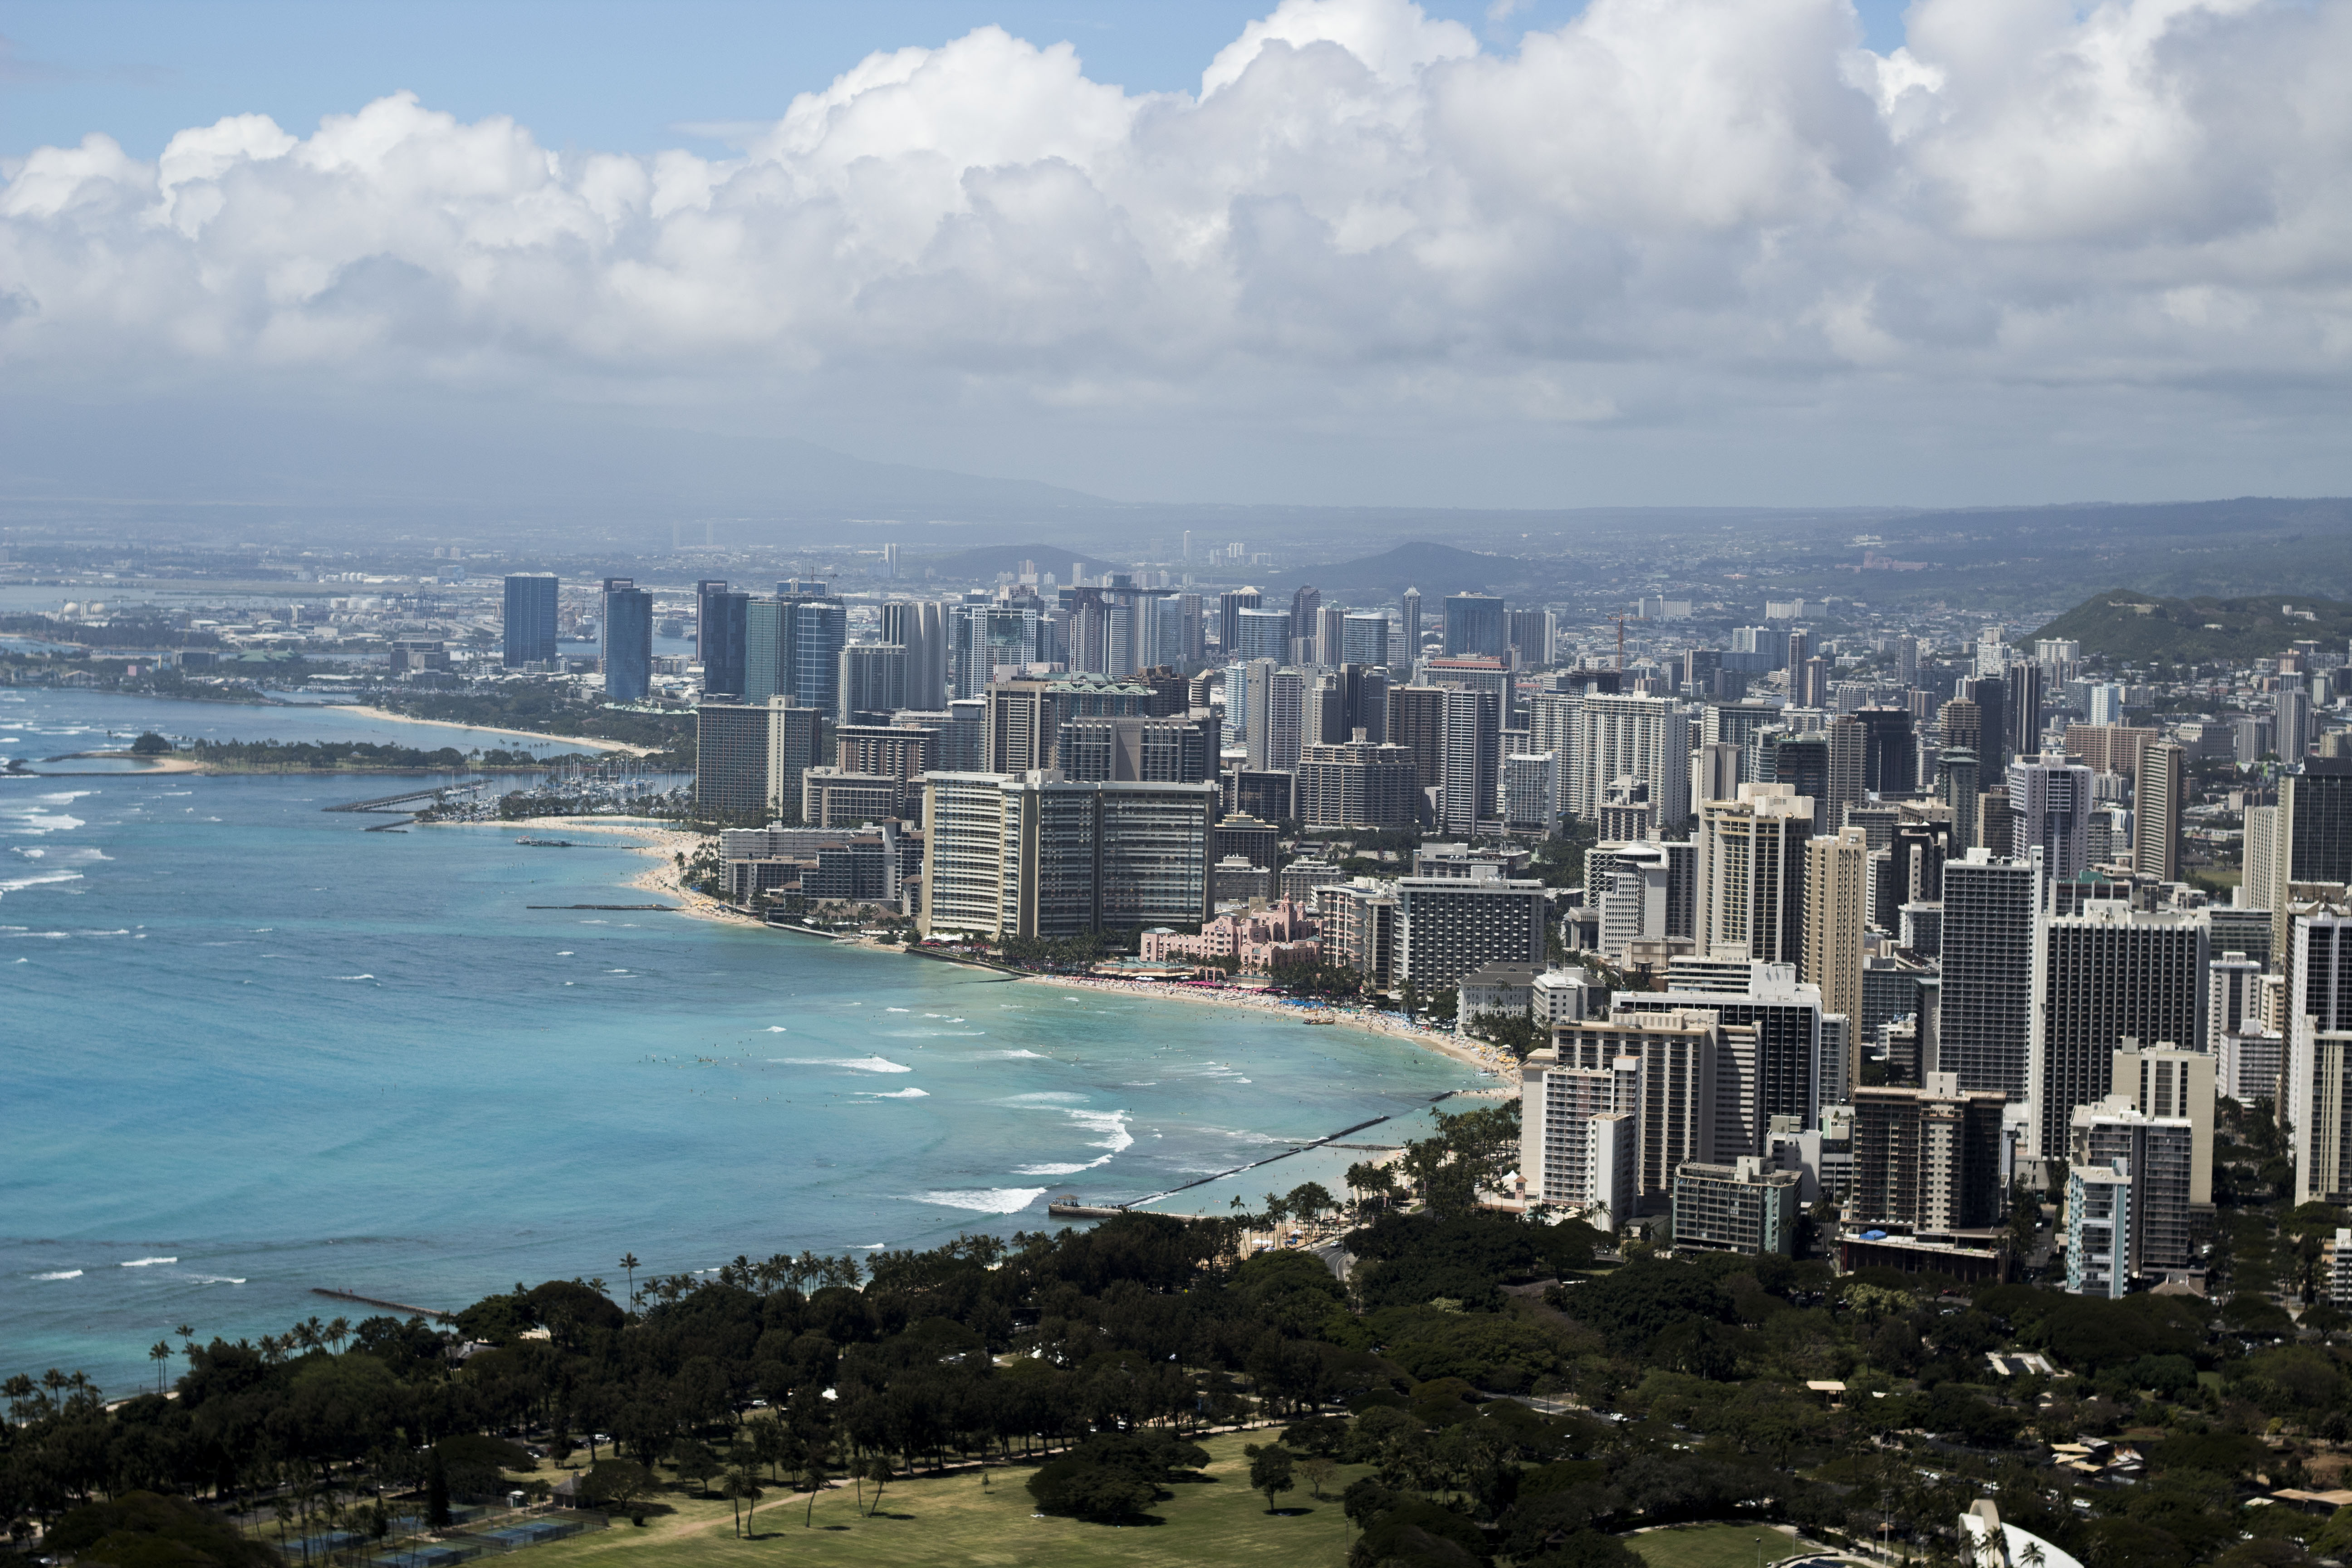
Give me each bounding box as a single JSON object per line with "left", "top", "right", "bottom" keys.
{"left": 0, "top": 688, "right": 1485, "bottom": 1393}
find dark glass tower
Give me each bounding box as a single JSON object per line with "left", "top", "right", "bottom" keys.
{"left": 501, "top": 574, "right": 557, "bottom": 668}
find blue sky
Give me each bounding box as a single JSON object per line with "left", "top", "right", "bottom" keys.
{"left": 1, "top": 0, "right": 2342, "bottom": 514}
{"left": 0, "top": 0, "right": 1914, "bottom": 164}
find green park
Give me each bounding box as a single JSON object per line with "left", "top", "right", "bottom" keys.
{"left": 9, "top": 1099, "right": 2352, "bottom": 1568}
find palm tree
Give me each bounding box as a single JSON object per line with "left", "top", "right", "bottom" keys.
{"left": 800, "top": 1459, "right": 829, "bottom": 1527}
{"left": 325, "top": 1318, "right": 350, "bottom": 1354}
{"left": 150, "top": 1340, "right": 173, "bottom": 1394}
{"left": 724, "top": 1465, "right": 763, "bottom": 1537}
{"left": 619, "top": 1253, "right": 639, "bottom": 1313}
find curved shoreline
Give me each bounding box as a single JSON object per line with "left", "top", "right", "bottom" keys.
{"left": 439, "top": 815, "right": 1521, "bottom": 1089}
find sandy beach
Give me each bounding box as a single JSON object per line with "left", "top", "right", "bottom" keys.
{"left": 331, "top": 705, "right": 645, "bottom": 755}
{"left": 439, "top": 815, "right": 1523, "bottom": 1087}
{"left": 1008, "top": 971, "right": 1523, "bottom": 1087}
{"left": 425, "top": 816, "right": 750, "bottom": 921}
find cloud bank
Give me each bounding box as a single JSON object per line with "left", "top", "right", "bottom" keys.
{"left": 3, "top": 0, "right": 2349, "bottom": 507}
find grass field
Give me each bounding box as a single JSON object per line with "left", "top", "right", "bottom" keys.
{"left": 1626, "top": 1522, "right": 1802, "bottom": 1568}
{"left": 519, "top": 1432, "right": 1371, "bottom": 1568}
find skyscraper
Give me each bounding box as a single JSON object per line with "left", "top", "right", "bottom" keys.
{"left": 1571, "top": 695, "right": 1692, "bottom": 827}
{"left": 1956, "top": 675, "right": 2008, "bottom": 770}
{"left": 1400, "top": 587, "right": 1423, "bottom": 664}
{"left": 600, "top": 577, "right": 652, "bottom": 701}
{"left": 2034, "top": 902, "right": 2209, "bottom": 1160}
{"left": 1314, "top": 603, "right": 1348, "bottom": 667}
{"left": 1232, "top": 608, "right": 1292, "bottom": 664}
{"left": 2288, "top": 902, "right": 2352, "bottom": 1205}
{"left": 786, "top": 590, "right": 848, "bottom": 715}
{"left": 1850, "top": 1075, "right": 2009, "bottom": 1232}
{"left": 1939, "top": 849, "right": 2040, "bottom": 1103}
{"left": 2274, "top": 760, "right": 2352, "bottom": 960}
{"left": 1245, "top": 664, "right": 1308, "bottom": 773}
{"left": 1651, "top": 959, "right": 1825, "bottom": 1159}
{"left": 2135, "top": 741, "right": 2187, "bottom": 882}
{"left": 882, "top": 599, "right": 944, "bottom": 710}
{"left": 1695, "top": 783, "right": 1813, "bottom": 968}
{"left": 1438, "top": 686, "right": 1501, "bottom": 837}
{"left": 1217, "top": 588, "right": 1262, "bottom": 656}
{"left": 501, "top": 573, "right": 558, "bottom": 668}
{"left": 2009, "top": 751, "right": 2095, "bottom": 880}
{"left": 1507, "top": 608, "right": 1556, "bottom": 668}
{"left": 1442, "top": 593, "right": 1506, "bottom": 657}
{"left": 2278, "top": 686, "right": 2313, "bottom": 762}
{"left": 919, "top": 774, "right": 1215, "bottom": 940}
{"left": 1552, "top": 1009, "right": 1728, "bottom": 1200}
{"left": 1805, "top": 826, "right": 1871, "bottom": 1098}
{"left": 1519, "top": 1045, "right": 1641, "bottom": 1226}
{"left": 1296, "top": 738, "right": 1421, "bottom": 829}
{"left": 950, "top": 602, "right": 1042, "bottom": 698}
{"left": 1340, "top": 611, "right": 1390, "bottom": 669}
{"left": 1502, "top": 751, "right": 1560, "bottom": 834}
{"left": 1940, "top": 698, "right": 1984, "bottom": 766}
{"left": 2071, "top": 1098, "right": 2195, "bottom": 1274}
{"left": 1938, "top": 746, "right": 1982, "bottom": 850}
{"left": 1856, "top": 707, "right": 1917, "bottom": 795}
{"left": 1387, "top": 684, "right": 1447, "bottom": 798}
{"left": 2005, "top": 660, "right": 2045, "bottom": 758}
{"left": 837, "top": 643, "right": 907, "bottom": 724}
{"left": 697, "top": 580, "right": 748, "bottom": 697}
{"left": 1289, "top": 584, "right": 1322, "bottom": 649}
{"left": 2112, "top": 1039, "right": 2216, "bottom": 1207}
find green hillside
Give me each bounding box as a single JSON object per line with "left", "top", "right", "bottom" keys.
{"left": 2032, "top": 589, "right": 2352, "bottom": 662}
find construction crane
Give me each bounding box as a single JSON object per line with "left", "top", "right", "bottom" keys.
{"left": 1610, "top": 615, "right": 1628, "bottom": 673}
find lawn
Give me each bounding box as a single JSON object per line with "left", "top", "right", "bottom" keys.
{"left": 1626, "top": 1521, "right": 1801, "bottom": 1568}
{"left": 516, "top": 1431, "right": 1368, "bottom": 1568}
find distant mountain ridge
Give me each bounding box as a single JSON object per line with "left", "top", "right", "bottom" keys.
{"left": 2030, "top": 588, "right": 2352, "bottom": 662}
{"left": 1265, "top": 540, "right": 1530, "bottom": 603}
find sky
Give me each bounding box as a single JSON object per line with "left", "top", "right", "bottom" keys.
{"left": 2, "top": 0, "right": 2348, "bottom": 515}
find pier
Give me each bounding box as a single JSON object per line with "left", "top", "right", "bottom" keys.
{"left": 310, "top": 1287, "right": 453, "bottom": 1321}
{"left": 324, "top": 786, "right": 470, "bottom": 814}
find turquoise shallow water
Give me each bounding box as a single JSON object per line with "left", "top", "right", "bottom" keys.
{"left": 0, "top": 689, "right": 1485, "bottom": 1392}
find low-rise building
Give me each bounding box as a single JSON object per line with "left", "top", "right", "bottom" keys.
{"left": 1532, "top": 968, "right": 1596, "bottom": 1025}
{"left": 1458, "top": 963, "right": 1541, "bottom": 1029}
{"left": 2065, "top": 1161, "right": 2133, "bottom": 1297}
{"left": 2325, "top": 1227, "right": 2352, "bottom": 1307}
{"left": 1140, "top": 900, "right": 1319, "bottom": 974}
{"left": 1672, "top": 1155, "right": 1800, "bottom": 1255}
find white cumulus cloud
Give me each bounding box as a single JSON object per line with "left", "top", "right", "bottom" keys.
{"left": 1, "top": 0, "right": 2347, "bottom": 504}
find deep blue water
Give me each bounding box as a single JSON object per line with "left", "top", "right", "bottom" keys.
{"left": 0, "top": 689, "right": 1484, "bottom": 1393}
